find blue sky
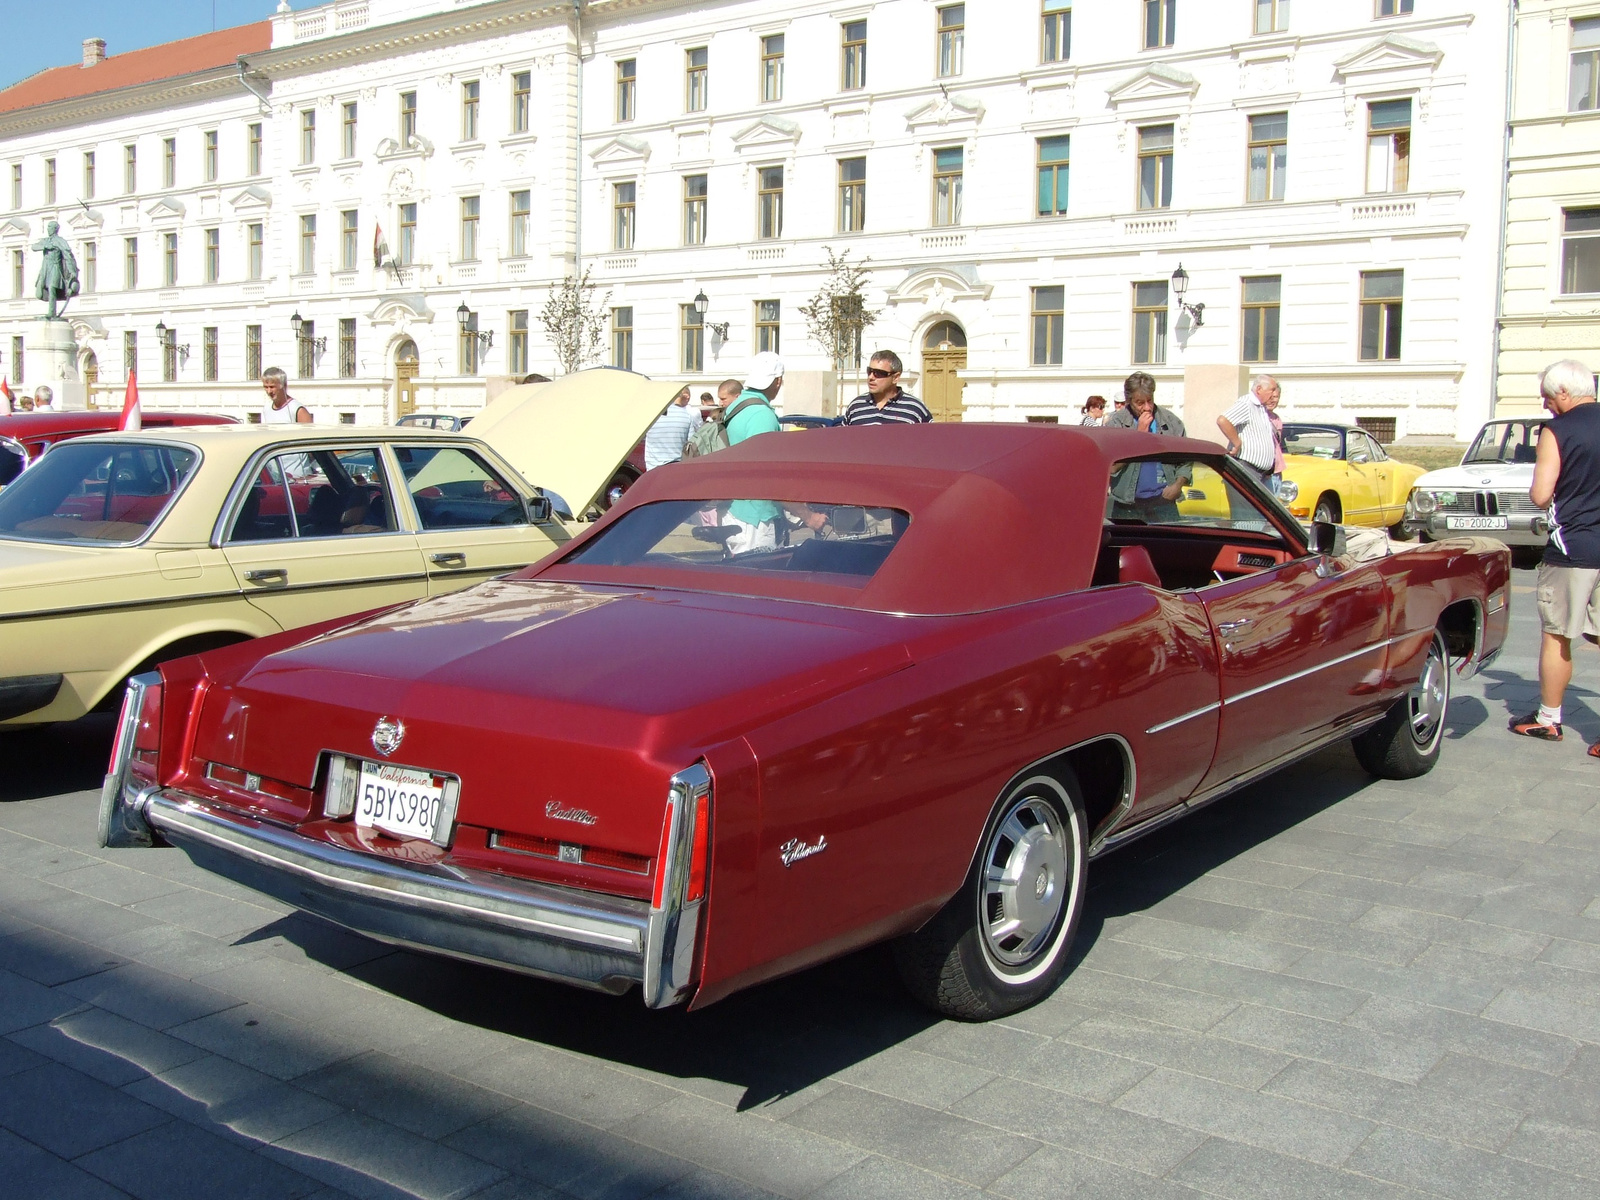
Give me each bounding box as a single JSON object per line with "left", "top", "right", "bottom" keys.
{"left": 3, "top": 2, "right": 320, "bottom": 93}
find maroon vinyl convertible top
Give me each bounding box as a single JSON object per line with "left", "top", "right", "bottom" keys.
{"left": 538, "top": 422, "right": 1225, "bottom": 616}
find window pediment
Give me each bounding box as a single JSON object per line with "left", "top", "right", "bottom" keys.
{"left": 66, "top": 208, "right": 104, "bottom": 233}
{"left": 904, "top": 94, "right": 984, "bottom": 133}
{"left": 228, "top": 186, "right": 272, "bottom": 212}
{"left": 886, "top": 264, "right": 991, "bottom": 306}
{"left": 730, "top": 117, "right": 800, "bottom": 154}
{"left": 1334, "top": 34, "right": 1443, "bottom": 82}
{"left": 0, "top": 217, "right": 29, "bottom": 240}
{"left": 1107, "top": 64, "right": 1199, "bottom": 109}
{"left": 368, "top": 294, "right": 434, "bottom": 325}
{"left": 588, "top": 134, "right": 652, "bottom": 169}
{"left": 145, "top": 197, "right": 185, "bottom": 222}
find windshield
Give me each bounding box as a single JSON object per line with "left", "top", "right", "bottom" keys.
{"left": 1464, "top": 420, "right": 1543, "bottom": 465}
{"left": 1282, "top": 427, "right": 1342, "bottom": 459}
{"left": 0, "top": 440, "right": 198, "bottom": 544}
{"left": 562, "top": 499, "right": 910, "bottom": 586}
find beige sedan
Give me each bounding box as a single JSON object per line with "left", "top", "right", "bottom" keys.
{"left": 0, "top": 370, "right": 676, "bottom": 725}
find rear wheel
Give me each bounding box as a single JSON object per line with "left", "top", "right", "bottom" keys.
{"left": 893, "top": 771, "right": 1087, "bottom": 1020}
{"left": 1353, "top": 629, "right": 1449, "bottom": 779}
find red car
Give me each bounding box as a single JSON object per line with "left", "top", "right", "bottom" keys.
{"left": 0, "top": 410, "right": 236, "bottom": 487}
{"left": 100, "top": 424, "right": 1509, "bottom": 1019}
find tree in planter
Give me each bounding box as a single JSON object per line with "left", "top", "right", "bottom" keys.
{"left": 799, "top": 248, "right": 882, "bottom": 413}
{"left": 538, "top": 268, "right": 612, "bottom": 376}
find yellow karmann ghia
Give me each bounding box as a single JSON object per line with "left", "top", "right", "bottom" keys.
{"left": 0, "top": 370, "right": 677, "bottom": 725}
{"left": 1277, "top": 423, "right": 1427, "bottom": 533}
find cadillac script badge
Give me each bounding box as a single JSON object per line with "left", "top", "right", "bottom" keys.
{"left": 546, "top": 800, "right": 598, "bottom": 825}
{"left": 371, "top": 716, "right": 405, "bottom": 757}
{"left": 779, "top": 835, "right": 827, "bottom": 867}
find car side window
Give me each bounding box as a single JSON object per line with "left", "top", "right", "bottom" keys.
{"left": 392, "top": 444, "right": 527, "bottom": 530}
{"left": 228, "top": 447, "right": 397, "bottom": 542}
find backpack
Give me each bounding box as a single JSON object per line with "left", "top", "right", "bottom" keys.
{"left": 681, "top": 396, "right": 771, "bottom": 459}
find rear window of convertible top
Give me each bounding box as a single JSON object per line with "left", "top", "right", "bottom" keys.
{"left": 559, "top": 499, "right": 910, "bottom": 587}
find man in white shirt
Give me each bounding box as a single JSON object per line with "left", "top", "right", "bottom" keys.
{"left": 261, "top": 367, "right": 312, "bottom": 425}
{"left": 1218, "top": 374, "right": 1283, "bottom": 491}
{"left": 643, "top": 386, "right": 702, "bottom": 469}
{"left": 32, "top": 386, "right": 54, "bottom": 412}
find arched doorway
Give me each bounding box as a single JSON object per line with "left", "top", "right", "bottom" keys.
{"left": 921, "top": 320, "right": 967, "bottom": 423}
{"left": 394, "top": 339, "right": 419, "bottom": 420}
{"left": 81, "top": 350, "right": 99, "bottom": 407}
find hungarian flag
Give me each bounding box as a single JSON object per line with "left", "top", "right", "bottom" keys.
{"left": 373, "top": 223, "right": 390, "bottom": 268}
{"left": 0, "top": 377, "right": 12, "bottom": 416}
{"left": 118, "top": 370, "right": 142, "bottom": 432}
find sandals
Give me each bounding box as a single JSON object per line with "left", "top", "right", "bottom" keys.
{"left": 1509, "top": 714, "right": 1563, "bottom": 741}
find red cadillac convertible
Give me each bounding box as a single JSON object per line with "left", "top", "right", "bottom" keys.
{"left": 100, "top": 424, "right": 1509, "bottom": 1020}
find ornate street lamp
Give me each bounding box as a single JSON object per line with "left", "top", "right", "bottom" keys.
{"left": 1170, "top": 264, "right": 1205, "bottom": 328}
{"left": 455, "top": 302, "right": 494, "bottom": 350}
{"left": 691, "top": 290, "right": 729, "bottom": 340}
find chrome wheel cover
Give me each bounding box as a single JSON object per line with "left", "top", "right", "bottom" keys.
{"left": 1408, "top": 636, "right": 1448, "bottom": 750}
{"left": 980, "top": 796, "right": 1071, "bottom": 969}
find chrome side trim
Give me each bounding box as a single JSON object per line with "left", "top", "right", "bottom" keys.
{"left": 1145, "top": 701, "right": 1220, "bottom": 736}
{"left": 643, "top": 763, "right": 710, "bottom": 1009}
{"left": 97, "top": 672, "right": 163, "bottom": 849}
{"left": 1225, "top": 640, "right": 1388, "bottom": 706}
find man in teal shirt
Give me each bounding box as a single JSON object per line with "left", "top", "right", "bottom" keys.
{"left": 724, "top": 352, "right": 784, "bottom": 551}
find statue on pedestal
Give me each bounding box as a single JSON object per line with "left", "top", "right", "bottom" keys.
{"left": 31, "top": 221, "right": 79, "bottom": 320}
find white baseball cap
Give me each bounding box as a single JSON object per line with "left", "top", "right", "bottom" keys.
{"left": 744, "top": 351, "right": 785, "bottom": 391}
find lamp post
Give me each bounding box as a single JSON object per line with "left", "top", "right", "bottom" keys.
{"left": 455, "top": 302, "right": 494, "bottom": 350}
{"left": 1170, "top": 264, "right": 1205, "bottom": 328}
{"left": 154, "top": 319, "right": 189, "bottom": 364}
{"left": 692, "top": 289, "right": 729, "bottom": 340}
{"left": 289, "top": 310, "right": 326, "bottom": 353}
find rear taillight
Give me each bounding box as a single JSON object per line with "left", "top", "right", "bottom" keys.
{"left": 684, "top": 792, "right": 711, "bottom": 904}
{"left": 110, "top": 676, "right": 163, "bottom": 784}
{"left": 133, "top": 683, "right": 162, "bottom": 754}
{"left": 652, "top": 766, "right": 712, "bottom": 911}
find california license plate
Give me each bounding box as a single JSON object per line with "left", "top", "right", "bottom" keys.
{"left": 355, "top": 761, "right": 448, "bottom": 841}
{"left": 1445, "top": 516, "right": 1509, "bottom": 530}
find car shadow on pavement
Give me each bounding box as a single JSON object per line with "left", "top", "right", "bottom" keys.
{"left": 0, "top": 713, "right": 114, "bottom": 804}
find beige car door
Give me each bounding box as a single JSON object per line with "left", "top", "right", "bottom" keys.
{"left": 389, "top": 442, "right": 566, "bottom": 594}
{"left": 221, "top": 446, "right": 427, "bottom": 631}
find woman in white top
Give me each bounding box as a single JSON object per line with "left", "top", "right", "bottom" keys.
{"left": 261, "top": 367, "right": 312, "bottom": 424}
{"left": 1079, "top": 395, "right": 1108, "bottom": 426}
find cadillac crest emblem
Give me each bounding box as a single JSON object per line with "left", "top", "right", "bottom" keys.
{"left": 371, "top": 716, "right": 405, "bottom": 757}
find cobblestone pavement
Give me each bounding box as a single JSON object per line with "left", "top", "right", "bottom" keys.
{"left": 3, "top": 565, "right": 1599, "bottom": 1199}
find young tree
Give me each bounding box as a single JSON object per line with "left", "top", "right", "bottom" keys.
{"left": 800, "top": 248, "right": 882, "bottom": 410}
{"left": 538, "top": 268, "right": 612, "bottom": 375}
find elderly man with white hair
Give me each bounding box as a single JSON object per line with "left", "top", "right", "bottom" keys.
{"left": 1511, "top": 358, "right": 1600, "bottom": 748}
{"left": 1217, "top": 374, "right": 1284, "bottom": 493}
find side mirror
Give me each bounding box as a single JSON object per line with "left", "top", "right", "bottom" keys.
{"left": 526, "top": 494, "right": 553, "bottom": 523}
{"left": 1310, "top": 520, "right": 1346, "bottom": 558}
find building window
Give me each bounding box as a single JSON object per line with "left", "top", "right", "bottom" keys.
{"left": 1037, "top": 136, "right": 1069, "bottom": 216}
{"left": 204, "top": 228, "right": 220, "bottom": 283}
{"left": 245, "top": 324, "right": 262, "bottom": 380}
{"left": 297, "top": 214, "right": 316, "bottom": 274}
{"left": 458, "top": 311, "right": 480, "bottom": 375}
{"left": 161, "top": 324, "right": 177, "bottom": 382}
{"left": 203, "top": 130, "right": 218, "bottom": 181}
{"left": 1144, "top": 0, "right": 1176, "bottom": 49}
{"left": 163, "top": 137, "right": 176, "bottom": 188}
{"left": 298, "top": 320, "right": 316, "bottom": 379}
{"left": 162, "top": 232, "right": 177, "bottom": 286}
{"left": 44, "top": 157, "right": 56, "bottom": 204}
{"left": 339, "top": 318, "right": 356, "bottom": 378}
{"left": 755, "top": 299, "right": 781, "bottom": 353}
{"left": 7, "top": 163, "right": 17, "bottom": 209}
{"left": 758, "top": 165, "right": 784, "bottom": 239}
{"left": 460, "top": 195, "right": 480, "bottom": 261}
{"left": 1138, "top": 124, "right": 1174, "bottom": 210}
{"left": 460, "top": 80, "right": 480, "bottom": 141}
{"left": 1241, "top": 275, "right": 1281, "bottom": 362}
{"left": 1562, "top": 208, "right": 1600, "bottom": 294}
{"left": 124, "top": 237, "right": 138, "bottom": 289}
{"left": 341, "top": 102, "right": 357, "bottom": 158}
{"left": 83, "top": 242, "right": 97, "bottom": 293}
{"left": 509, "top": 310, "right": 529, "bottom": 375}
{"left": 681, "top": 304, "right": 705, "bottom": 371}
{"left": 686, "top": 47, "right": 708, "bottom": 112}
{"left": 122, "top": 330, "right": 135, "bottom": 380}
{"left": 1366, "top": 99, "right": 1410, "bottom": 194}
{"left": 842, "top": 21, "right": 867, "bottom": 90}
{"left": 203, "top": 326, "right": 218, "bottom": 382}
{"left": 299, "top": 110, "right": 315, "bottom": 165}
{"left": 1032, "top": 286, "right": 1065, "bottom": 366}
{"left": 11, "top": 335, "right": 22, "bottom": 384}
{"left": 1132, "top": 280, "right": 1168, "bottom": 364}
{"left": 123, "top": 144, "right": 137, "bottom": 194}
{"left": 9, "top": 250, "right": 21, "bottom": 298}
{"left": 1042, "top": 1, "right": 1071, "bottom": 63}
{"left": 838, "top": 157, "right": 866, "bottom": 232}
{"left": 1247, "top": 112, "right": 1287, "bottom": 203}
{"left": 938, "top": 5, "right": 965, "bottom": 78}
{"left": 83, "top": 151, "right": 95, "bottom": 199}
{"left": 512, "top": 71, "right": 531, "bottom": 133}
{"left": 762, "top": 35, "right": 785, "bottom": 103}
{"left": 510, "top": 190, "right": 530, "bottom": 255}
{"left": 616, "top": 60, "right": 637, "bottom": 122}
{"left": 398, "top": 203, "right": 417, "bottom": 265}
{"left": 1571, "top": 19, "right": 1600, "bottom": 112}
{"left": 1359, "top": 270, "right": 1403, "bottom": 361}
{"left": 248, "top": 223, "right": 263, "bottom": 280}
{"left": 683, "top": 174, "right": 707, "bottom": 245}
{"left": 340, "top": 209, "right": 358, "bottom": 270}
{"left": 613, "top": 182, "right": 636, "bottom": 250}
{"left": 613, "top": 306, "right": 634, "bottom": 370}
{"left": 1377, "top": 0, "right": 1413, "bottom": 16}
{"left": 933, "top": 146, "right": 964, "bottom": 226}
{"left": 400, "top": 91, "right": 417, "bottom": 142}
{"left": 1255, "top": 0, "right": 1288, "bottom": 34}
{"left": 248, "top": 123, "right": 262, "bottom": 175}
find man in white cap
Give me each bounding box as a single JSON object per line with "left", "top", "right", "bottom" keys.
{"left": 721, "top": 352, "right": 784, "bottom": 554}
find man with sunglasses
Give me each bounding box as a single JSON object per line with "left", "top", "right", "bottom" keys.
{"left": 842, "top": 351, "right": 932, "bottom": 425}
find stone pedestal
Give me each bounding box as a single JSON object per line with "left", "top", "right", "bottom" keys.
{"left": 25, "top": 319, "right": 81, "bottom": 406}
{"left": 1181, "top": 363, "right": 1250, "bottom": 447}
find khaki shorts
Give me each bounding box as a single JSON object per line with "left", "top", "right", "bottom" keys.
{"left": 1536, "top": 561, "right": 1600, "bottom": 640}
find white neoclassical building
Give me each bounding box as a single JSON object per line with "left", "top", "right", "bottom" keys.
{"left": 0, "top": 0, "right": 1508, "bottom": 439}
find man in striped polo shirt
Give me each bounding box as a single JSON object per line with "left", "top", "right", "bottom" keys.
{"left": 1217, "top": 374, "right": 1283, "bottom": 491}
{"left": 841, "top": 351, "right": 933, "bottom": 425}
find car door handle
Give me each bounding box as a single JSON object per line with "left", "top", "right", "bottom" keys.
{"left": 244, "top": 568, "right": 288, "bottom": 588}
{"left": 429, "top": 552, "right": 467, "bottom": 569}
{"left": 1217, "top": 619, "right": 1252, "bottom": 635}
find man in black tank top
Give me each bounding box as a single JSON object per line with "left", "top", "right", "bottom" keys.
{"left": 1512, "top": 359, "right": 1600, "bottom": 747}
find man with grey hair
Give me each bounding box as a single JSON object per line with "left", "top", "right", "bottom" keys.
{"left": 1218, "top": 374, "right": 1283, "bottom": 492}
{"left": 1511, "top": 358, "right": 1600, "bottom": 746}
{"left": 261, "top": 367, "right": 311, "bottom": 425}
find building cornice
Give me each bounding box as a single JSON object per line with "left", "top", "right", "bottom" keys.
{"left": 0, "top": 67, "right": 248, "bottom": 138}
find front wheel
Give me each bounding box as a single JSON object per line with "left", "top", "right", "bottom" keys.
{"left": 1353, "top": 629, "right": 1449, "bottom": 779}
{"left": 893, "top": 771, "right": 1087, "bottom": 1020}
{"left": 1314, "top": 495, "right": 1341, "bottom": 525}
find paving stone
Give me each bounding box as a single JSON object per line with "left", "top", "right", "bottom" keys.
{"left": 294, "top": 1050, "right": 519, "bottom": 1139}
{"left": 1154, "top": 956, "right": 1370, "bottom": 1020}
{"left": 0, "top": 1061, "right": 170, "bottom": 1158}
{"left": 0, "top": 1126, "right": 129, "bottom": 1200}
{"left": 124, "top": 1054, "right": 345, "bottom": 1147}
{"left": 1047, "top": 967, "right": 1240, "bottom": 1032}
{"left": 1283, "top": 948, "right": 1500, "bottom": 1015}
{"left": 1180, "top": 874, "right": 1374, "bottom": 924}
{"left": 1347, "top": 1123, "right": 1594, "bottom": 1199}
{"left": 266, "top": 1110, "right": 506, "bottom": 1200}
{"left": 806, "top": 1153, "right": 988, "bottom": 1199}
{"left": 828, "top": 1047, "right": 997, "bottom": 1110}
{"left": 1075, "top": 934, "right": 1188, "bottom": 981}
{"left": 76, "top": 1119, "right": 325, "bottom": 1200}
{"left": 1056, "top": 1012, "right": 1294, "bottom": 1091}
{"left": 1356, "top": 905, "right": 1552, "bottom": 962}
{"left": 452, "top": 1041, "right": 681, "bottom": 1130}
{"left": 0, "top": 964, "right": 85, "bottom": 1035}
{"left": 129, "top": 888, "right": 287, "bottom": 940}
{"left": 1166, "top": 1136, "right": 1423, "bottom": 1200}
{"left": 1211, "top": 1004, "right": 1444, "bottom": 1084}
{"left": 1481, "top": 986, "right": 1600, "bottom": 1043}
{"left": 59, "top": 961, "right": 244, "bottom": 1032}
{"left": 1502, "top": 1117, "right": 1600, "bottom": 1182}
{"left": 1232, "top": 910, "right": 1427, "bottom": 967}
{"left": 988, "top": 1144, "right": 1206, "bottom": 1200}
{"left": 9, "top": 1005, "right": 208, "bottom": 1087}
{"left": 41, "top": 859, "right": 192, "bottom": 907}
{"left": 1349, "top": 994, "right": 1579, "bottom": 1075}
{"left": 1111, "top": 914, "right": 1309, "bottom": 972}
{"left": 0, "top": 926, "right": 125, "bottom": 987}
{"left": 1536, "top": 938, "right": 1600, "bottom": 974}
{"left": 166, "top": 1004, "right": 358, "bottom": 1082}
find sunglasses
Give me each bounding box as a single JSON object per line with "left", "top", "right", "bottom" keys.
{"left": 866, "top": 367, "right": 896, "bottom": 379}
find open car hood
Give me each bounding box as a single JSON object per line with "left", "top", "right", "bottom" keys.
{"left": 1414, "top": 461, "right": 1533, "bottom": 489}
{"left": 468, "top": 369, "right": 678, "bottom": 515}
